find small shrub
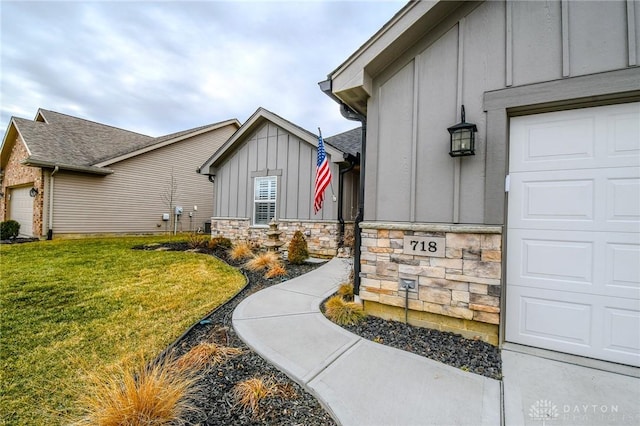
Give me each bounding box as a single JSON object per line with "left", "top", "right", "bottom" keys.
{"left": 324, "top": 295, "right": 366, "bottom": 326}
{"left": 208, "top": 236, "right": 232, "bottom": 250}
{"left": 232, "top": 376, "right": 296, "bottom": 419}
{"left": 228, "top": 242, "right": 254, "bottom": 261}
{"left": 336, "top": 282, "right": 354, "bottom": 301}
{"left": 175, "top": 343, "right": 242, "bottom": 371}
{"left": 245, "top": 251, "right": 280, "bottom": 271}
{"left": 0, "top": 220, "right": 20, "bottom": 240}
{"left": 187, "top": 233, "right": 208, "bottom": 249}
{"left": 287, "top": 231, "right": 309, "bottom": 264}
{"left": 77, "top": 356, "right": 203, "bottom": 426}
{"left": 264, "top": 263, "right": 287, "bottom": 279}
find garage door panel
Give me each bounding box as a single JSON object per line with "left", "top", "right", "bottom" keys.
{"left": 508, "top": 290, "right": 593, "bottom": 346}
{"left": 607, "top": 177, "right": 640, "bottom": 224}
{"left": 604, "top": 307, "right": 640, "bottom": 357}
{"left": 510, "top": 103, "right": 640, "bottom": 173}
{"left": 506, "top": 287, "right": 640, "bottom": 366}
{"left": 509, "top": 167, "right": 639, "bottom": 233}
{"left": 509, "top": 229, "right": 638, "bottom": 299}
{"left": 606, "top": 242, "right": 640, "bottom": 291}
{"left": 507, "top": 102, "right": 640, "bottom": 366}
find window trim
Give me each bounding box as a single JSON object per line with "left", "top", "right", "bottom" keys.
{"left": 253, "top": 175, "right": 277, "bottom": 226}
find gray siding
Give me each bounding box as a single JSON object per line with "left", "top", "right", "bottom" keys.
{"left": 366, "top": 0, "right": 638, "bottom": 224}
{"left": 51, "top": 125, "right": 236, "bottom": 234}
{"left": 214, "top": 122, "right": 346, "bottom": 222}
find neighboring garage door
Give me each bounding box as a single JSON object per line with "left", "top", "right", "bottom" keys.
{"left": 506, "top": 102, "right": 640, "bottom": 367}
{"left": 8, "top": 186, "right": 34, "bottom": 237}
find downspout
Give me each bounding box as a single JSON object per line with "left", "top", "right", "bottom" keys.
{"left": 47, "top": 166, "right": 59, "bottom": 240}
{"left": 347, "top": 112, "right": 366, "bottom": 298}
{"left": 337, "top": 153, "right": 357, "bottom": 247}
{"left": 319, "top": 78, "right": 367, "bottom": 296}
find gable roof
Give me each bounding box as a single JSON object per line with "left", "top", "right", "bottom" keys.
{"left": 199, "top": 107, "right": 347, "bottom": 174}
{"left": 1, "top": 109, "right": 239, "bottom": 174}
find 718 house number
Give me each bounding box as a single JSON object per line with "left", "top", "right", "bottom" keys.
{"left": 403, "top": 236, "right": 445, "bottom": 258}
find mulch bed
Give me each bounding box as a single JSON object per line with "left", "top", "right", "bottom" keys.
{"left": 138, "top": 241, "right": 502, "bottom": 424}
{"left": 137, "top": 242, "right": 336, "bottom": 425}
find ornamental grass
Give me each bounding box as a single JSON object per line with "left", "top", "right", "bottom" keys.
{"left": 324, "top": 295, "right": 366, "bottom": 326}
{"left": 245, "top": 251, "right": 280, "bottom": 271}
{"left": 77, "top": 356, "right": 203, "bottom": 426}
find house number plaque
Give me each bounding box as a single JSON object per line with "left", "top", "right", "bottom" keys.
{"left": 403, "top": 236, "right": 445, "bottom": 258}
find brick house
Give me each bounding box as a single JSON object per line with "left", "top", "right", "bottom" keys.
{"left": 0, "top": 109, "right": 239, "bottom": 238}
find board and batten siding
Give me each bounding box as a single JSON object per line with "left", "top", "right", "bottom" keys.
{"left": 51, "top": 125, "right": 236, "bottom": 234}
{"left": 365, "top": 0, "right": 638, "bottom": 225}
{"left": 214, "top": 122, "right": 342, "bottom": 222}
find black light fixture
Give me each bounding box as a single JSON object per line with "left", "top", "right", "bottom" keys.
{"left": 29, "top": 187, "right": 38, "bottom": 197}
{"left": 447, "top": 105, "right": 477, "bottom": 157}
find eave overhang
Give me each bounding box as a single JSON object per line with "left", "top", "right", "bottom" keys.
{"left": 325, "top": 0, "right": 466, "bottom": 114}
{"left": 22, "top": 158, "right": 113, "bottom": 175}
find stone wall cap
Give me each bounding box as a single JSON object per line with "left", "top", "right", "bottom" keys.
{"left": 359, "top": 221, "right": 503, "bottom": 234}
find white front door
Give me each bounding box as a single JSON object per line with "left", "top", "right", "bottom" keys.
{"left": 9, "top": 186, "right": 34, "bottom": 237}
{"left": 506, "top": 102, "right": 640, "bottom": 366}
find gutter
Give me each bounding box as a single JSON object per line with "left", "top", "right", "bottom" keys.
{"left": 22, "top": 159, "right": 113, "bottom": 175}
{"left": 47, "top": 166, "right": 59, "bottom": 240}
{"left": 337, "top": 153, "right": 358, "bottom": 247}
{"left": 319, "top": 78, "right": 367, "bottom": 296}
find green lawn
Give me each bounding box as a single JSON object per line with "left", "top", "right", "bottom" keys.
{"left": 0, "top": 236, "right": 245, "bottom": 425}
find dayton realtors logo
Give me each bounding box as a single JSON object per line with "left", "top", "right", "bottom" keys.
{"left": 529, "top": 399, "right": 631, "bottom": 424}
{"left": 529, "top": 399, "right": 559, "bottom": 425}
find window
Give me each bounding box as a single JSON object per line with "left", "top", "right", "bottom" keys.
{"left": 253, "top": 176, "right": 277, "bottom": 225}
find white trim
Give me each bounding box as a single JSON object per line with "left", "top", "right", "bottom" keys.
{"left": 253, "top": 175, "right": 277, "bottom": 226}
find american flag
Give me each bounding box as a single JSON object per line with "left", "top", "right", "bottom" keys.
{"left": 314, "top": 130, "right": 332, "bottom": 213}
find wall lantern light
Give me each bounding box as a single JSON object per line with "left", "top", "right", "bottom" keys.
{"left": 447, "top": 105, "right": 477, "bottom": 157}
{"left": 29, "top": 187, "right": 38, "bottom": 197}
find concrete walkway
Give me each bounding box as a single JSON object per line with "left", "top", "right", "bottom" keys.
{"left": 232, "top": 257, "right": 640, "bottom": 425}
{"left": 233, "top": 257, "right": 500, "bottom": 425}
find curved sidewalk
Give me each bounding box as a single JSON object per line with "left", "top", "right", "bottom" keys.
{"left": 232, "top": 257, "right": 501, "bottom": 426}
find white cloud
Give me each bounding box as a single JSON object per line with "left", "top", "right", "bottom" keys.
{"left": 1, "top": 0, "right": 406, "bottom": 140}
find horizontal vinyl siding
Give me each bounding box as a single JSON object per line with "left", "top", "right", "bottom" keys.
{"left": 52, "top": 125, "right": 236, "bottom": 234}
{"left": 215, "top": 122, "right": 339, "bottom": 223}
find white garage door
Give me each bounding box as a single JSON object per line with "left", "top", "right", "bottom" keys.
{"left": 506, "top": 102, "right": 640, "bottom": 367}
{"left": 8, "top": 186, "right": 34, "bottom": 237}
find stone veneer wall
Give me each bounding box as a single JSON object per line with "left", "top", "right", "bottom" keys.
{"left": 359, "top": 222, "right": 503, "bottom": 345}
{"left": 211, "top": 217, "right": 353, "bottom": 257}
{"left": 1, "top": 135, "right": 44, "bottom": 237}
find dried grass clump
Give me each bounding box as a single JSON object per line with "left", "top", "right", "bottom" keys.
{"left": 264, "top": 262, "right": 287, "bottom": 279}
{"left": 336, "top": 282, "right": 354, "bottom": 301}
{"left": 208, "top": 236, "right": 232, "bottom": 250}
{"left": 245, "top": 251, "right": 280, "bottom": 271}
{"left": 77, "top": 356, "right": 202, "bottom": 426}
{"left": 324, "top": 295, "right": 366, "bottom": 326}
{"left": 175, "top": 342, "right": 242, "bottom": 371}
{"left": 228, "top": 242, "right": 254, "bottom": 261}
{"left": 232, "top": 376, "right": 296, "bottom": 419}
{"left": 187, "top": 233, "right": 208, "bottom": 249}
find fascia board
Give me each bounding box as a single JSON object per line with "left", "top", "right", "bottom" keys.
{"left": 22, "top": 158, "right": 113, "bottom": 175}
{"left": 202, "top": 108, "right": 345, "bottom": 172}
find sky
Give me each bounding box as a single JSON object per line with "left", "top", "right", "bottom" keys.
{"left": 0, "top": 0, "right": 406, "bottom": 142}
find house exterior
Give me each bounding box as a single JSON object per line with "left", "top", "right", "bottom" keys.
{"left": 0, "top": 109, "right": 239, "bottom": 238}
{"left": 322, "top": 0, "right": 639, "bottom": 367}
{"left": 199, "top": 107, "right": 360, "bottom": 256}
